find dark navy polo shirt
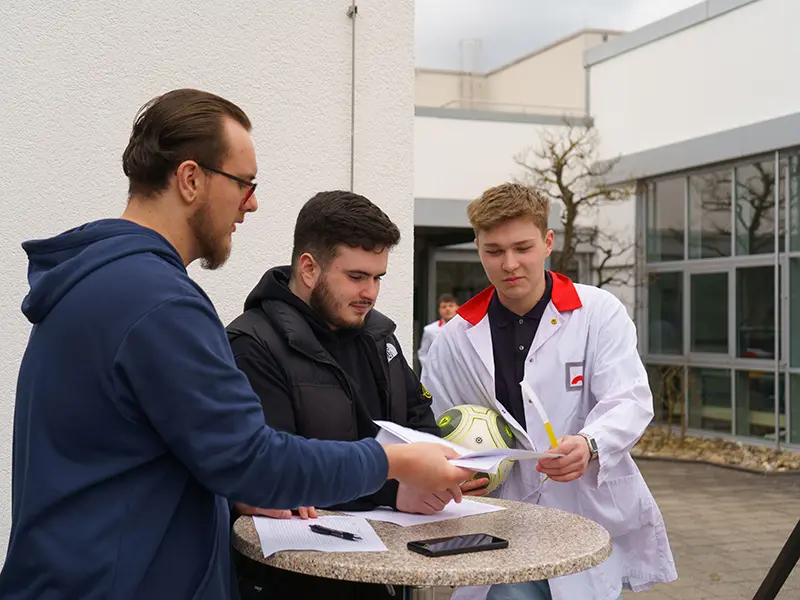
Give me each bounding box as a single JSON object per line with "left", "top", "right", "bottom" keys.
{"left": 488, "top": 271, "right": 553, "bottom": 430}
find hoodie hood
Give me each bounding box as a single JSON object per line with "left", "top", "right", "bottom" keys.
{"left": 243, "top": 265, "right": 294, "bottom": 312}
{"left": 21, "top": 218, "right": 185, "bottom": 324}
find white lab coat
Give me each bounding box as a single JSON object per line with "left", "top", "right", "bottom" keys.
{"left": 417, "top": 319, "right": 444, "bottom": 371}
{"left": 422, "top": 274, "right": 677, "bottom": 600}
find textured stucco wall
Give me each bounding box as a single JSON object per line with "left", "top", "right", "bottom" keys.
{"left": 0, "top": 0, "right": 413, "bottom": 561}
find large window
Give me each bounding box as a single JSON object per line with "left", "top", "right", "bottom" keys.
{"left": 646, "top": 178, "right": 684, "bottom": 262}
{"left": 643, "top": 150, "right": 800, "bottom": 445}
{"left": 792, "top": 258, "right": 800, "bottom": 368}
{"left": 734, "top": 371, "right": 784, "bottom": 439}
{"left": 736, "top": 266, "right": 775, "bottom": 359}
{"left": 687, "top": 368, "right": 731, "bottom": 433}
{"left": 689, "top": 170, "right": 731, "bottom": 258}
{"left": 690, "top": 272, "right": 728, "bottom": 353}
{"left": 787, "top": 154, "right": 800, "bottom": 252}
{"left": 735, "top": 161, "right": 779, "bottom": 255}
{"left": 646, "top": 364, "right": 684, "bottom": 423}
{"left": 647, "top": 271, "right": 682, "bottom": 355}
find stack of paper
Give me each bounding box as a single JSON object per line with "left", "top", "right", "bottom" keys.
{"left": 374, "top": 420, "right": 562, "bottom": 474}
{"left": 340, "top": 497, "right": 506, "bottom": 527}
{"left": 252, "top": 515, "right": 387, "bottom": 558}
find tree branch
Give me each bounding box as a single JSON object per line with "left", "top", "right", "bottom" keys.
{"left": 514, "top": 121, "right": 635, "bottom": 285}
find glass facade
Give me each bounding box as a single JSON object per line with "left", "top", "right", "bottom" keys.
{"left": 641, "top": 150, "right": 800, "bottom": 446}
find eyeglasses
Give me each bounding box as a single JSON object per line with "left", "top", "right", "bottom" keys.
{"left": 197, "top": 163, "right": 257, "bottom": 203}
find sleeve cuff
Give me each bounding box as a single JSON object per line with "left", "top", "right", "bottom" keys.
{"left": 370, "top": 479, "right": 400, "bottom": 510}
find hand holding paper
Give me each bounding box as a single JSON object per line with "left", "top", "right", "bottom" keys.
{"left": 375, "top": 420, "right": 562, "bottom": 474}
{"left": 382, "top": 441, "right": 475, "bottom": 492}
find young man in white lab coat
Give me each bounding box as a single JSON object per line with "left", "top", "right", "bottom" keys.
{"left": 421, "top": 183, "right": 677, "bottom": 600}
{"left": 417, "top": 293, "right": 459, "bottom": 371}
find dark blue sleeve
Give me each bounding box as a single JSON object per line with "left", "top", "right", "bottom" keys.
{"left": 112, "top": 295, "right": 389, "bottom": 509}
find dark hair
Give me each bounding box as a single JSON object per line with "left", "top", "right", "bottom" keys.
{"left": 291, "top": 191, "right": 401, "bottom": 268}
{"left": 122, "top": 88, "right": 252, "bottom": 198}
{"left": 438, "top": 293, "right": 458, "bottom": 305}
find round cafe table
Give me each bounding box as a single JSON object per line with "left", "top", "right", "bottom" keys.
{"left": 232, "top": 497, "right": 611, "bottom": 599}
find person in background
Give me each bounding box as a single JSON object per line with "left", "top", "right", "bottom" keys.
{"left": 0, "top": 88, "right": 475, "bottom": 600}
{"left": 422, "top": 183, "right": 676, "bottom": 600}
{"left": 227, "top": 190, "right": 488, "bottom": 599}
{"left": 417, "top": 293, "right": 460, "bottom": 372}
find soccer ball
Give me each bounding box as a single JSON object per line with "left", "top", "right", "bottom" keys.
{"left": 436, "top": 404, "right": 516, "bottom": 494}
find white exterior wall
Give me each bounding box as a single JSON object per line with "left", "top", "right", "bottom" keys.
{"left": 486, "top": 32, "right": 611, "bottom": 115}
{"left": 0, "top": 0, "right": 414, "bottom": 560}
{"left": 591, "top": 0, "right": 800, "bottom": 159}
{"left": 415, "top": 116, "right": 566, "bottom": 200}
{"left": 415, "top": 70, "right": 488, "bottom": 108}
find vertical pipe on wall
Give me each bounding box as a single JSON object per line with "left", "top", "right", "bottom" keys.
{"left": 774, "top": 151, "right": 781, "bottom": 449}
{"left": 728, "top": 171, "right": 737, "bottom": 436}
{"left": 786, "top": 156, "right": 794, "bottom": 445}
{"left": 347, "top": 2, "right": 358, "bottom": 192}
{"left": 682, "top": 177, "right": 691, "bottom": 433}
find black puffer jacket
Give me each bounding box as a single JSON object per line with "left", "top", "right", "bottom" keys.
{"left": 226, "top": 266, "right": 440, "bottom": 511}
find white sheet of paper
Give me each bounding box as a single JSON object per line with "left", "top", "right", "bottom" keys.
{"left": 448, "top": 455, "right": 507, "bottom": 473}
{"left": 252, "top": 515, "right": 387, "bottom": 558}
{"left": 374, "top": 420, "right": 562, "bottom": 474}
{"left": 375, "top": 420, "right": 463, "bottom": 450}
{"left": 340, "top": 497, "right": 506, "bottom": 527}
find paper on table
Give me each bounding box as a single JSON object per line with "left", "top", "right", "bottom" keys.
{"left": 252, "top": 515, "right": 387, "bottom": 558}
{"left": 340, "top": 497, "right": 506, "bottom": 527}
{"left": 374, "top": 420, "right": 562, "bottom": 474}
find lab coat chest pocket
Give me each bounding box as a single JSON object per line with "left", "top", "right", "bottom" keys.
{"left": 578, "top": 472, "right": 651, "bottom": 538}
{"left": 553, "top": 321, "right": 589, "bottom": 397}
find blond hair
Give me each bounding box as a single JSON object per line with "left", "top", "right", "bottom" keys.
{"left": 467, "top": 183, "right": 550, "bottom": 235}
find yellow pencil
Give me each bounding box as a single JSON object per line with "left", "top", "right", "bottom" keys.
{"left": 520, "top": 381, "right": 559, "bottom": 449}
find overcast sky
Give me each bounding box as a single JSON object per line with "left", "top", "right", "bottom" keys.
{"left": 416, "top": 0, "right": 704, "bottom": 70}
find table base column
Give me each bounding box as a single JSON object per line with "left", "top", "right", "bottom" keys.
{"left": 399, "top": 585, "right": 437, "bottom": 600}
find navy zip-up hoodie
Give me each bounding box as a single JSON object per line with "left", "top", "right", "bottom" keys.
{"left": 0, "top": 219, "right": 389, "bottom": 600}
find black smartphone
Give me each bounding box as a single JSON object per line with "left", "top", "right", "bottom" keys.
{"left": 407, "top": 533, "right": 509, "bottom": 557}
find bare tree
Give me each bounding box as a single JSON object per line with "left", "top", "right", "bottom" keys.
{"left": 514, "top": 120, "right": 638, "bottom": 286}
{"left": 586, "top": 227, "right": 635, "bottom": 288}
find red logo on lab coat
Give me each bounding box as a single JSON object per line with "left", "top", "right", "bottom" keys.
{"left": 566, "top": 362, "right": 584, "bottom": 391}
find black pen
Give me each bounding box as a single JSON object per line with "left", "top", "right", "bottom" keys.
{"left": 309, "top": 524, "right": 363, "bottom": 541}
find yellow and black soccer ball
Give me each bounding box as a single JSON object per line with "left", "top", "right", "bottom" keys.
{"left": 437, "top": 404, "right": 516, "bottom": 493}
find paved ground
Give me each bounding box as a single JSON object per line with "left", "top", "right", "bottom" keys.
{"left": 624, "top": 460, "right": 799, "bottom": 600}
{"left": 434, "top": 459, "right": 799, "bottom": 600}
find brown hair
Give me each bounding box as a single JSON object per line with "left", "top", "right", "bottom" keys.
{"left": 438, "top": 293, "right": 457, "bottom": 305}
{"left": 122, "top": 88, "right": 252, "bottom": 198}
{"left": 291, "top": 190, "right": 401, "bottom": 268}
{"left": 467, "top": 182, "right": 550, "bottom": 235}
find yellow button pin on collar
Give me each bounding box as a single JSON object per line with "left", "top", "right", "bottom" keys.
{"left": 550, "top": 318, "right": 557, "bottom": 325}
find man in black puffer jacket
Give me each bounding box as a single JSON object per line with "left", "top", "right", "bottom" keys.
{"left": 226, "top": 190, "right": 488, "bottom": 600}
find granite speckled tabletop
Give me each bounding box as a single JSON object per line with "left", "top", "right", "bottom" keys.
{"left": 231, "top": 497, "right": 611, "bottom": 587}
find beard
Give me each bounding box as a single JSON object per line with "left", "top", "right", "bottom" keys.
{"left": 309, "top": 273, "right": 368, "bottom": 330}
{"left": 189, "top": 198, "right": 231, "bottom": 270}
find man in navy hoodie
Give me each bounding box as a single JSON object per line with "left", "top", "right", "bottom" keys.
{"left": 0, "top": 88, "right": 473, "bottom": 600}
